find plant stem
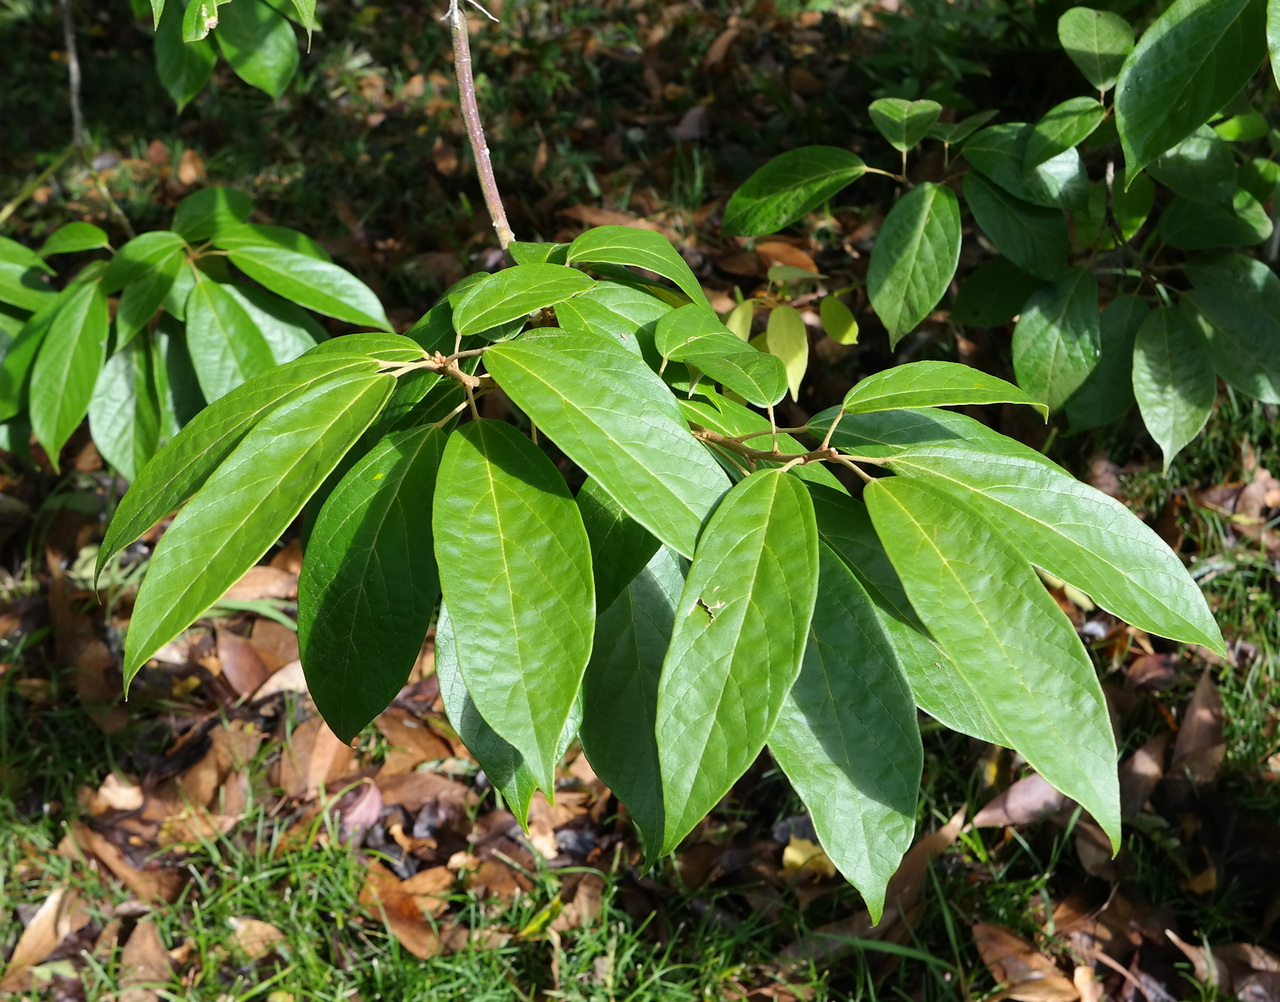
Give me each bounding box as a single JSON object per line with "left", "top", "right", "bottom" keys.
{"left": 0, "top": 146, "right": 74, "bottom": 226}
{"left": 60, "top": 0, "right": 84, "bottom": 150}
{"left": 446, "top": 0, "right": 515, "bottom": 252}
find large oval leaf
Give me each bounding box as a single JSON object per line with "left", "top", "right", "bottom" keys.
{"left": 88, "top": 340, "right": 162, "bottom": 483}
{"left": 1064, "top": 293, "right": 1148, "bottom": 432}
{"left": 964, "top": 124, "right": 1089, "bottom": 210}
{"left": 227, "top": 245, "right": 391, "bottom": 330}
{"left": 123, "top": 369, "right": 394, "bottom": 684}
{"left": 865, "top": 475, "right": 1120, "bottom": 849}
{"left": 172, "top": 187, "right": 253, "bottom": 244}
{"left": 567, "top": 226, "right": 708, "bottom": 310}
{"left": 1158, "top": 190, "right": 1272, "bottom": 250}
{"left": 451, "top": 264, "right": 595, "bottom": 336}
{"left": 842, "top": 360, "right": 1045, "bottom": 418}
{"left": 554, "top": 281, "right": 672, "bottom": 367}
{"left": 655, "top": 304, "right": 787, "bottom": 407}
{"left": 432, "top": 419, "right": 594, "bottom": 795}
{"left": 962, "top": 172, "right": 1068, "bottom": 281}
{"left": 1185, "top": 253, "right": 1280, "bottom": 403}
{"left": 722, "top": 147, "right": 866, "bottom": 237}
{"left": 867, "top": 183, "right": 961, "bottom": 348}
{"left": 1132, "top": 306, "right": 1215, "bottom": 471}
{"left": 1024, "top": 97, "right": 1106, "bottom": 169}
{"left": 1011, "top": 267, "right": 1100, "bottom": 412}
{"left": 298, "top": 425, "right": 447, "bottom": 743}
{"left": 655, "top": 469, "right": 819, "bottom": 854}
{"left": 485, "top": 330, "right": 729, "bottom": 558}
{"left": 185, "top": 277, "right": 278, "bottom": 403}
{"left": 768, "top": 544, "right": 921, "bottom": 919}
{"left": 1057, "top": 7, "right": 1133, "bottom": 91}
{"left": 30, "top": 281, "right": 108, "bottom": 471}
{"left": 155, "top": 0, "right": 215, "bottom": 110}
{"left": 214, "top": 0, "right": 299, "bottom": 99}
{"left": 578, "top": 477, "right": 661, "bottom": 615}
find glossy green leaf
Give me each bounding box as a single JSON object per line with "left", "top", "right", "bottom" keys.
{"left": 185, "top": 277, "right": 278, "bottom": 402}
{"left": 0, "top": 264, "right": 54, "bottom": 313}
{"left": 1012, "top": 267, "right": 1100, "bottom": 412}
{"left": 172, "top": 187, "right": 253, "bottom": 244}
{"left": 964, "top": 124, "right": 1088, "bottom": 210}
{"left": 579, "top": 546, "right": 682, "bottom": 858}
{"left": 865, "top": 476, "right": 1120, "bottom": 849}
{"left": 867, "top": 183, "right": 961, "bottom": 347}
{"left": 722, "top": 300, "right": 753, "bottom": 341}
{"left": 1076, "top": 169, "right": 1156, "bottom": 249}
{"left": 227, "top": 245, "right": 391, "bottom": 330}
{"left": 962, "top": 172, "right": 1068, "bottom": 281}
{"left": 868, "top": 98, "right": 943, "bottom": 152}
{"left": 485, "top": 331, "right": 729, "bottom": 558}
{"left": 39, "top": 223, "right": 109, "bottom": 257}
{"left": 182, "top": 0, "right": 228, "bottom": 41}
{"left": 764, "top": 304, "right": 807, "bottom": 403}
{"left": 509, "top": 241, "right": 570, "bottom": 266}
{"left": 115, "top": 251, "right": 184, "bottom": 350}
{"left": 88, "top": 340, "right": 162, "bottom": 482}
{"left": 1158, "top": 190, "right": 1273, "bottom": 249}
{"left": 1064, "top": 293, "right": 1147, "bottom": 432}
{"left": 722, "top": 146, "right": 867, "bottom": 237}
{"left": 1271, "top": 0, "right": 1280, "bottom": 91}
{"left": 152, "top": 317, "right": 205, "bottom": 435}
{"left": 951, "top": 257, "right": 1041, "bottom": 327}
{"left": 298, "top": 426, "right": 446, "bottom": 743}
{"left": 1115, "top": 0, "right": 1267, "bottom": 177}
{"left": 284, "top": 0, "right": 318, "bottom": 35}
{"left": 1058, "top": 7, "right": 1134, "bottom": 91}
{"left": 97, "top": 354, "right": 382, "bottom": 580}
{"left": 0, "top": 300, "right": 62, "bottom": 423}
{"left": 578, "top": 477, "right": 661, "bottom": 615}
{"left": 1186, "top": 253, "right": 1280, "bottom": 403}
{"left": 451, "top": 264, "right": 594, "bottom": 337}
{"left": 655, "top": 470, "right": 819, "bottom": 854}
{"left": 1148, "top": 127, "right": 1236, "bottom": 204}
{"left": 819, "top": 296, "right": 857, "bottom": 344}
{"left": 30, "top": 281, "right": 108, "bottom": 471}
{"left": 567, "top": 226, "right": 709, "bottom": 310}
{"left": 1132, "top": 306, "right": 1215, "bottom": 471}
{"left": 0, "top": 235, "right": 52, "bottom": 273}
{"left": 149, "top": 0, "right": 165, "bottom": 28}
{"left": 227, "top": 283, "right": 324, "bottom": 362}
{"left": 1025, "top": 97, "right": 1105, "bottom": 170}
{"left": 769, "top": 545, "right": 921, "bottom": 918}
{"left": 102, "top": 231, "right": 188, "bottom": 294}
{"left": 214, "top": 0, "right": 300, "bottom": 99}
{"left": 155, "top": 0, "right": 215, "bottom": 110}
{"left": 655, "top": 304, "right": 787, "bottom": 407}
{"left": 123, "top": 368, "right": 393, "bottom": 684}
{"left": 432, "top": 419, "right": 594, "bottom": 795}
{"left": 212, "top": 223, "right": 331, "bottom": 261}
{"left": 306, "top": 331, "right": 426, "bottom": 363}
{"left": 1214, "top": 111, "right": 1268, "bottom": 141}
{"left": 553, "top": 283, "right": 670, "bottom": 367}
{"left": 843, "top": 360, "right": 1045, "bottom": 417}
{"left": 1238, "top": 156, "right": 1280, "bottom": 205}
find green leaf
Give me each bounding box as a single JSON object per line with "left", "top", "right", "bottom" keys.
{"left": 0, "top": 236, "right": 52, "bottom": 274}
{"left": 567, "top": 226, "right": 709, "bottom": 310}
{"left": 578, "top": 477, "right": 661, "bottom": 614}
{"left": 868, "top": 98, "right": 943, "bottom": 152}
{"left": 153, "top": 316, "right": 205, "bottom": 435}
{"left": 655, "top": 470, "right": 819, "bottom": 854}
{"left": 1158, "top": 190, "right": 1273, "bottom": 249}
{"left": 1011, "top": 267, "right": 1100, "bottom": 412}
{"left": 432, "top": 419, "right": 594, "bottom": 795}
{"left": 227, "top": 246, "right": 391, "bottom": 330}
{"left": 819, "top": 296, "right": 858, "bottom": 344}
{"left": 764, "top": 304, "right": 808, "bottom": 403}
{"left": 1115, "top": 0, "right": 1267, "bottom": 177}
{"left": 155, "top": 0, "right": 215, "bottom": 110}
{"left": 1185, "top": 253, "right": 1280, "bottom": 403}
{"left": 298, "top": 426, "right": 446, "bottom": 743}
{"left": 722, "top": 147, "right": 867, "bottom": 237}
{"left": 1064, "top": 294, "right": 1147, "bottom": 432}
{"left": 182, "top": 0, "right": 228, "bottom": 41}
{"left": 485, "top": 331, "right": 729, "bottom": 559}
{"left": 30, "top": 281, "right": 108, "bottom": 471}
{"left": 0, "top": 300, "right": 62, "bottom": 423}
{"left": 1057, "top": 7, "right": 1134, "bottom": 91}
{"left": 123, "top": 368, "right": 393, "bottom": 684}
{"left": 212, "top": 223, "right": 331, "bottom": 261}
{"left": 962, "top": 172, "right": 1068, "bottom": 281}
{"left": 579, "top": 546, "right": 682, "bottom": 858}
{"left": 451, "top": 264, "right": 594, "bottom": 337}
{"left": 115, "top": 251, "right": 184, "bottom": 350}
{"left": 97, "top": 354, "right": 382, "bottom": 580}
{"left": 88, "top": 340, "right": 162, "bottom": 482}
{"left": 555, "top": 282, "right": 673, "bottom": 368}
{"left": 284, "top": 0, "right": 318, "bottom": 36}
{"left": 1213, "top": 111, "right": 1269, "bottom": 141}
{"left": 224, "top": 283, "right": 324, "bottom": 363}
{"left": 172, "top": 187, "right": 253, "bottom": 243}
{"left": 867, "top": 183, "right": 961, "bottom": 347}
{"left": 1148, "top": 126, "right": 1236, "bottom": 204}
{"left": 655, "top": 304, "right": 787, "bottom": 407}
{"left": 964, "top": 124, "right": 1088, "bottom": 210}
{"left": 214, "top": 0, "right": 299, "bottom": 98}
{"left": 39, "top": 223, "right": 109, "bottom": 258}
{"left": 1076, "top": 169, "right": 1156, "bottom": 249}
{"left": 1271, "top": 0, "right": 1280, "bottom": 92}
{"left": 150, "top": 0, "right": 165, "bottom": 28}
{"left": 1238, "top": 156, "right": 1280, "bottom": 205}
{"left": 865, "top": 476, "right": 1120, "bottom": 849}
{"left": 768, "top": 545, "right": 921, "bottom": 919}
{"left": 101, "top": 231, "right": 188, "bottom": 294}
{"left": 951, "top": 257, "right": 1041, "bottom": 327}
{"left": 0, "top": 264, "right": 54, "bottom": 313}
{"left": 843, "top": 360, "right": 1046, "bottom": 417}
{"left": 185, "top": 277, "right": 278, "bottom": 402}
{"left": 509, "top": 241, "right": 570, "bottom": 266}
{"left": 1132, "top": 306, "right": 1215, "bottom": 471}
{"left": 1025, "top": 98, "right": 1105, "bottom": 170}
{"left": 925, "top": 109, "right": 997, "bottom": 146}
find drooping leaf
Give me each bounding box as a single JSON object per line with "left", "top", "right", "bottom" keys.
{"left": 656, "top": 469, "right": 819, "bottom": 854}
{"left": 182, "top": 0, "right": 228, "bottom": 41}
{"left": 964, "top": 123, "right": 1089, "bottom": 210}
{"left": 567, "top": 226, "right": 709, "bottom": 310}
{"left": 579, "top": 546, "right": 682, "bottom": 858}
{"left": 1064, "top": 293, "right": 1147, "bottom": 432}
{"left": 97, "top": 354, "right": 382, "bottom": 579}
{"left": 867, "top": 98, "right": 943, "bottom": 152}
{"left": 1132, "top": 306, "right": 1215, "bottom": 471}
{"left": 39, "top": 223, "right": 109, "bottom": 258}
{"left": 172, "top": 187, "right": 253, "bottom": 244}
{"left": 0, "top": 235, "right": 52, "bottom": 274}
{"left": 1024, "top": 97, "right": 1106, "bottom": 170}
{"left": 1158, "top": 190, "right": 1273, "bottom": 249}
{"left": 450, "top": 264, "right": 594, "bottom": 337}
{"left": 30, "top": 281, "right": 108, "bottom": 471}
{"left": 485, "top": 330, "right": 729, "bottom": 558}
{"left": 214, "top": 0, "right": 300, "bottom": 99}
{"left": 1148, "top": 126, "right": 1237, "bottom": 203}
{"left": 1185, "top": 253, "right": 1280, "bottom": 403}
{"left": 1057, "top": 7, "right": 1134, "bottom": 91}
{"left": 769, "top": 545, "right": 921, "bottom": 919}
{"left": 0, "top": 262, "right": 55, "bottom": 313}
{"left": 223, "top": 283, "right": 325, "bottom": 363}
{"left": 88, "top": 339, "right": 162, "bottom": 482}
{"left": 227, "top": 245, "right": 391, "bottom": 330}
{"left": 298, "top": 426, "right": 446, "bottom": 743}
{"left": 578, "top": 477, "right": 661, "bottom": 614}
{"left": 722, "top": 147, "right": 867, "bottom": 237}
{"left": 1115, "top": 0, "right": 1267, "bottom": 177}
{"left": 123, "top": 369, "right": 394, "bottom": 684}
{"left": 655, "top": 304, "right": 787, "bottom": 406}
{"left": 867, "top": 183, "right": 961, "bottom": 347}
{"left": 101, "top": 231, "right": 189, "bottom": 294}
{"left": 764, "top": 304, "right": 808, "bottom": 402}
{"left": 842, "top": 360, "right": 1045, "bottom": 417}
{"left": 1011, "top": 266, "right": 1100, "bottom": 412}
{"left": 819, "top": 296, "right": 858, "bottom": 344}
{"left": 155, "top": 0, "right": 216, "bottom": 110}
{"left": 865, "top": 475, "right": 1121, "bottom": 849}
{"left": 951, "top": 257, "right": 1042, "bottom": 327}
{"left": 962, "top": 172, "right": 1068, "bottom": 281}
{"left": 432, "top": 419, "right": 594, "bottom": 795}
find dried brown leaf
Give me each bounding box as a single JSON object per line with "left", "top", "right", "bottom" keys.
{"left": 375, "top": 708, "right": 453, "bottom": 775}
{"left": 118, "top": 919, "right": 172, "bottom": 1002}
{"left": 973, "top": 774, "right": 1068, "bottom": 828}
{"left": 0, "top": 887, "right": 90, "bottom": 992}
{"left": 1119, "top": 733, "right": 1168, "bottom": 820}
{"left": 220, "top": 566, "right": 297, "bottom": 603}
{"left": 70, "top": 823, "right": 185, "bottom": 903}
{"left": 972, "top": 923, "right": 1079, "bottom": 1002}
{"left": 1171, "top": 669, "right": 1224, "bottom": 785}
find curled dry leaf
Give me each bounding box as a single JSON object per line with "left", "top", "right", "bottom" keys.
{"left": 375, "top": 708, "right": 453, "bottom": 775}
{"left": 1118, "top": 732, "right": 1168, "bottom": 820}
{"left": 271, "top": 715, "right": 357, "bottom": 801}
{"left": 71, "top": 822, "right": 186, "bottom": 903}
{"left": 213, "top": 624, "right": 270, "bottom": 697}
{"left": 1171, "top": 669, "right": 1224, "bottom": 785}
{"left": 971, "top": 922, "right": 1079, "bottom": 1002}
{"left": 360, "top": 863, "right": 454, "bottom": 959}
{"left": 0, "top": 887, "right": 91, "bottom": 993}
{"left": 220, "top": 565, "right": 298, "bottom": 603}
{"left": 1166, "top": 929, "right": 1280, "bottom": 992}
